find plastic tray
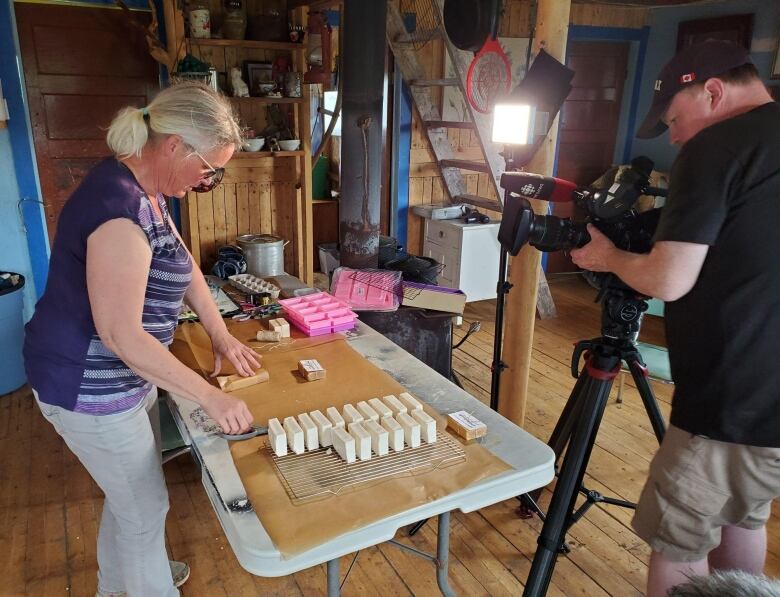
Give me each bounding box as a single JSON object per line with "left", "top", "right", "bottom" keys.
{"left": 228, "top": 274, "right": 281, "bottom": 299}
{"left": 278, "top": 292, "right": 358, "bottom": 336}
{"left": 330, "top": 267, "right": 400, "bottom": 312}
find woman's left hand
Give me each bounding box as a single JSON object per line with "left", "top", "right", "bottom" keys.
{"left": 209, "top": 330, "right": 262, "bottom": 377}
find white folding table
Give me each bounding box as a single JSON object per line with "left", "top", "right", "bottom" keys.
{"left": 167, "top": 320, "right": 555, "bottom": 595}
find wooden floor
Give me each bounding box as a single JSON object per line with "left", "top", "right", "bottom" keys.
{"left": 2, "top": 276, "right": 778, "bottom": 596}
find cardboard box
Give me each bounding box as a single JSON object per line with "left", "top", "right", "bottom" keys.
{"left": 401, "top": 282, "right": 466, "bottom": 314}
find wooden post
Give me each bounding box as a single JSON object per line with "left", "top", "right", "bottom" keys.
{"left": 497, "top": 0, "right": 571, "bottom": 427}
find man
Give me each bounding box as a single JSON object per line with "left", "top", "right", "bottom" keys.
{"left": 570, "top": 40, "right": 780, "bottom": 597}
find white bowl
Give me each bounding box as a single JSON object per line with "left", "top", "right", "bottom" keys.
{"left": 278, "top": 139, "right": 300, "bottom": 151}
{"left": 243, "top": 138, "right": 265, "bottom": 152}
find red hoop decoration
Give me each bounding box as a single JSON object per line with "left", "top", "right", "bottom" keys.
{"left": 466, "top": 38, "right": 512, "bottom": 114}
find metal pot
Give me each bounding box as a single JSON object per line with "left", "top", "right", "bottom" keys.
{"left": 236, "top": 234, "right": 288, "bottom": 277}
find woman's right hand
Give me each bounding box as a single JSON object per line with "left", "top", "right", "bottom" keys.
{"left": 202, "top": 390, "right": 254, "bottom": 435}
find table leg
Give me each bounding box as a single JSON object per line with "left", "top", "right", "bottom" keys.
{"left": 327, "top": 558, "right": 340, "bottom": 597}
{"left": 436, "top": 511, "right": 456, "bottom": 597}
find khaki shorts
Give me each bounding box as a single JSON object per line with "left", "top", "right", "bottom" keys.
{"left": 632, "top": 424, "right": 780, "bottom": 562}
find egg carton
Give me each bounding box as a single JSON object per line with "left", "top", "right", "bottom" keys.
{"left": 228, "top": 274, "right": 281, "bottom": 299}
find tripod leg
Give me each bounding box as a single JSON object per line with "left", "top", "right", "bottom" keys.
{"left": 523, "top": 373, "right": 613, "bottom": 597}
{"left": 627, "top": 359, "right": 666, "bottom": 443}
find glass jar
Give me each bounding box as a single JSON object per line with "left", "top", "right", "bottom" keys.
{"left": 188, "top": 0, "right": 211, "bottom": 39}
{"left": 284, "top": 71, "right": 302, "bottom": 98}
{"left": 221, "top": 0, "right": 247, "bottom": 40}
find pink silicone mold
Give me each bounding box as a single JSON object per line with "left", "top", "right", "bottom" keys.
{"left": 278, "top": 292, "right": 358, "bottom": 336}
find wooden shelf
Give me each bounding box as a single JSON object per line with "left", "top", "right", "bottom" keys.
{"left": 188, "top": 38, "right": 305, "bottom": 51}
{"left": 229, "top": 96, "right": 305, "bottom": 104}
{"left": 232, "top": 150, "right": 304, "bottom": 158}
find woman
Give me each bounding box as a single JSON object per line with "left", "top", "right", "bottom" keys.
{"left": 23, "top": 82, "right": 259, "bottom": 596}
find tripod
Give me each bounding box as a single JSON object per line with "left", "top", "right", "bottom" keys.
{"left": 521, "top": 282, "right": 667, "bottom": 597}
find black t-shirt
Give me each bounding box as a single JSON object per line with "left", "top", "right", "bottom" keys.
{"left": 652, "top": 101, "right": 780, "bottom": 447}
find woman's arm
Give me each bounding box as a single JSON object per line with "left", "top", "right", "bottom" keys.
{"left": 86, "top": 218, "right": 253, "bottom": 434}
{"left": 168, "top": 215, "right": 260, "bottom": 376}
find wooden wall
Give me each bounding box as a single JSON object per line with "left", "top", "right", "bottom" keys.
{"left": 180, "top": 154, "right": 302, "bottom": 275}
{"left": 404, "top": 0, "right": 649, "bottom": 255}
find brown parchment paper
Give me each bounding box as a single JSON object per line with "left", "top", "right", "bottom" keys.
{"left": 172, "top": 321, "right": 511, "bottom": 558}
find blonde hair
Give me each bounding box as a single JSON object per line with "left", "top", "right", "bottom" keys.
{"left": 106, "top": 81, "right": 243, "bottom": 159}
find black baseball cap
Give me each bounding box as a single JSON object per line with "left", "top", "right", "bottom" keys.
{"left": 636, "top": 39, "right": 753, "bottom": 139}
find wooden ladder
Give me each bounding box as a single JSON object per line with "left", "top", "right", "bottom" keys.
{"left": 386, "top": 0, "right": 557, "bottom": 318}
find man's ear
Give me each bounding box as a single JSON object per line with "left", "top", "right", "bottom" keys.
{"left": 703, "top": 78, "right": 726, "bottom": 110}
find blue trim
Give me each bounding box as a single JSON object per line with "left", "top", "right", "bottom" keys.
{"left": 622, "top": 27, "right": 650, "bottom": 163}
{"left": 1, "top": 0, "right": 49, "bottom": 297}
{"left": 395, "top": 79, "right": 412, "bottom": 249}
{"left": 567, "top": 25, "right": 650, "bottom": 165}
{"left": 324, "top": 9, "right": 340, "bottom": 27}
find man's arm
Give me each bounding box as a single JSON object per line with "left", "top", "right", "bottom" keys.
{"left": 570, "top": 224, "right": 709, "bottom": 301}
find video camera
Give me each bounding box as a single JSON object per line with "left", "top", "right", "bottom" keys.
{"left": 497, "top": 156, "right": 667, "bottom": 257}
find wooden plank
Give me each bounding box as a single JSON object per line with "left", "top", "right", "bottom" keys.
{"left": 439, "top": 159, "right": 491, "bottom": 173}
{"left": 455, "top": 194, "right": 503, "bottom": 212}
{"left": 224, "top": 182, "right": 238, "bottom": 244}
{"left": 196, "top": 190, "right": 216, "bottom": 270}
{"left": 260, "top": 182, "right": 273, "bottom": 235}
{"left": 425, "top": 120, "right": 475, "bottom": 130}
{"left": 236, "top": 182, "right": 250, "bottom": 236}
{"left": 212, "top": 183, "right": 228, "bottom": 250}
{"left": 248, "top": 181, "right": 263, "bottom": 235}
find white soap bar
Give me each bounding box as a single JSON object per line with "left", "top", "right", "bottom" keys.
{"left": 267, "top": 417, "right": 287, "bottom": 457}
{"left": 356, "top": 400, "right": 379, "bottom": 422}
{"left": 283, "top": 416, "right": 305, "bottom": 455}
{"left": 398, "top": 392, "right": 423, "bottom": 413}
{"left": 342, "top": 403, "right": 364, "bottom": 428}
{"left": 309, "top": 409, "right": 333, "bottom": 447}
{"left": 363, "top": 419, "right": 389, "bottom": 456}
{"left": 397, "top": 412, "right": 421, "bottom": 448}
{"left": 381, "top": 416, "right": 405, "bottom": 452}
{"left": 368, "top": 397, "right": 393, "bottom": 420}
{"left": 411, "top": 409, "right": 437, "bottom": 444}
{"left": 331, "top": 427, "right": 356, "bottom": 464}
{"left": 297, "top": 412, "right": 319, "bottom": 451}
{"left": 382, "top": 394, "right": 407, "bottom": 417}
{"left": 326, "top": 406, "right": 345, "bottom": 430}
{"left": 349, "top": 422, "right": 372, "bottom": 461}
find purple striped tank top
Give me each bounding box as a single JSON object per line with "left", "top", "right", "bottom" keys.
{"left": 24, "top": 158, "right": 193, "bottom": 414}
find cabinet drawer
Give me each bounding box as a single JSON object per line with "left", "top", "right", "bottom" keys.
{"left": 423, "top": 240, "right": 460, "bottom": 287}
{"left": 425, "top": 219, "right": 461, "bottom": 250}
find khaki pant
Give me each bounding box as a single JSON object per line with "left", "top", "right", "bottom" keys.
{"left": 632, "top": 425, "right": 780, "bottom": 562}
{"left": 34, "top": 388, "right": 178, "bottom": 597}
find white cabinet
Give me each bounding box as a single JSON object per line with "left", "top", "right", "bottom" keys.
{"left": 422, "top": 219, "right": 501, "bottom": 302}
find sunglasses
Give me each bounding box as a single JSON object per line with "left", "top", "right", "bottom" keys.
{"left": 190, "top": 149, "right": 225, "bottom": 193}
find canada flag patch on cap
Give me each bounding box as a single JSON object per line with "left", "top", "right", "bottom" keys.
{"left": 680, "top": 72, "right": 696, "bottom": 83}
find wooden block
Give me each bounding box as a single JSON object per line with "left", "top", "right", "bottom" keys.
{"left": 256, "top": 329, "right": 282, "bottom": 342}
{"left": 364, "top": 419, "right": 389, "bottom": 456}
{"left": 446, "top": 410, "right": 487, "bottom": 441}
{"left": 309, "top": 409, "right": 333, "bottom": 446}
{"left": 349, "top": 422, "right": 372, "bottom": 461}
{"left": 398, "top": 392, "right": 423, "bottom": 413}
{"left": 397, "top": 412, "right": 421, "bottom": 448}
{"left": 331, "top": 427, "right": 356, "bottom": 464}
{"left": 297, "top": 412, "right": 319, "bottom": 451}
{"left": 283, "top": 416, "right": 305, "bottom": 455}
{"left": 326, "top": 406, "right": 345, "bottom": 430}
{"left": 267, "top": 417, "right": 287, "bottom": 457}
{"left": 269, "top": 317, "right": 290, "bottom": 338}
{"left": 298, "top": 359, "right": 326, "bottom": 381}
{"left": 216, "top": 369, "right": 269, "bottom": 392}
{"left": 368, "top": 397, "right": 393, "bottom": 420}
{"left": 356, "top": 400, "right": 379, "bottom": 422}
{"left": 382, "top": 394, "right": 407, "bottom": 417}
{"left": 381, "top": 416, "right": 405, "bottom": 452}
{"left": 342, "top": 403, "right": 363, "bottom": 428}
{"left": 411, "top": 409, "right": 437, "bottom": 444}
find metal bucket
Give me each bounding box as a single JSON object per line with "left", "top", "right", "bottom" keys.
{"left": 236, "top": 234, "right": 287, "bottom": 277}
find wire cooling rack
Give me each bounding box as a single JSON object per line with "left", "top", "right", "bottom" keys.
{"left": 267, "top": 430, "right": 465, "bottom": 504}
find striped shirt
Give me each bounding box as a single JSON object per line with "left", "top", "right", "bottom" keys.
{"left": 24, "top": 158, "right": 192, "bottom": 414}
